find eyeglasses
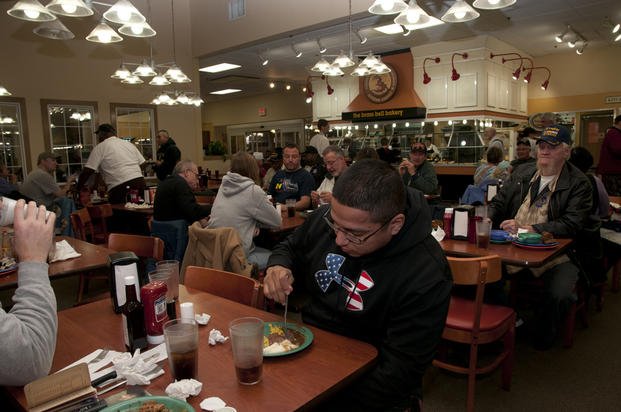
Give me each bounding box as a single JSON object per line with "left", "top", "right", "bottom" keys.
{"left": 322, "top": 207, "right": 393, "bottom": 245}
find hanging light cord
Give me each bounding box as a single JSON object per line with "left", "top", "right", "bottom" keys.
{"left": 348, "top": 0, "right": 353, "bottom": 58}
{"left": 171, "top": 0, "right": 177, "bottom": 62}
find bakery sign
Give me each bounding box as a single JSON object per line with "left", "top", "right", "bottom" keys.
{"left": 342, "top": 107, "right": 426, "bottom": 122}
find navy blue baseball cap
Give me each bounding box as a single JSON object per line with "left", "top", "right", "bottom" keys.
{"left": 537, "top": 125, "right": 571, "bottom": 146}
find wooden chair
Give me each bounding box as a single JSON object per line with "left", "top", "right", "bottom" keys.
{"left": 87, "top": 203, "right": 113, "bottom": 244}
{"left": 70, "top": 207, "right": 107, "bottom": 245}
{"left": 107, "top": 233, "right": 164, "bottom": 261}
{"left": 433, "top": 255, "right": 515, "bottom": 412}
{"left": 184, "top": 265, "right": 261, "bottom": 308}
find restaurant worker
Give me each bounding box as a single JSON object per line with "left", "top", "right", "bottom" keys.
{"left": 268, "top": 143, "right": 314, "bottom": 211}
{"left": 263, "top": 159, "right": 452, "bottom": 411}
{"left": 154, "top": 160, "right": 211, "bottom": 227}
{"left": 489, "top": 125, "right": 595, "bottom": 350}
{"left": 399, "top": 142, "right": 439, "bottom": 195}
{"left": 309, "top": 118, "right": 330, "bottom": 156}
{"left": 0, "top": 200, "right": 57, "bottom": 386}
{"left": 311, "top": 145, "right": 348, "bottom": 207}
{"left": 208, "top": 152, "right": 281, "bottom": 269}
{"left": 76, "top": 123, "right": 146, "bottom": 204}
{"left": 153, "top": 129, "right": 181, "bottom": 181}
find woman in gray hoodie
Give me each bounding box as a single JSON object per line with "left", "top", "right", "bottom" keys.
{"left": 208, "top": 151, "right": 282, "bottom": 269}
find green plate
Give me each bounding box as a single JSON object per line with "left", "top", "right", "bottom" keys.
{"left": 101, "top": 396, "right": 195, "bottom": 412}
{"left": 490, "top": 239, "right": 511, "bottom": 244}
{"left": 263, "top": 321, "right": 313, "bottom": 357}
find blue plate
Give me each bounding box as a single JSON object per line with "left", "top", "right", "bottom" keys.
{"left": 490, "top": 229, "right": 511, "bottom": 242}
{"left": 263, "top": 322, "right": 313, "bottom": 357}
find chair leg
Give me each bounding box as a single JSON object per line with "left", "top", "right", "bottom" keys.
{"left": 77, "top": 274, "right": 86, "bottom": 304}
{"left": 501, "top": 320, "right": 515, "bottom": 390}
{"left": 466, "top": 342, "right": 478, "bottom": 412}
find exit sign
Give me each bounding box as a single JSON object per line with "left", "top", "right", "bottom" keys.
{"left": 258, "top": 107, "right": 266, "bottom": 116}
{"left": 605, "top": 96, "right": 621, "bottom": 104}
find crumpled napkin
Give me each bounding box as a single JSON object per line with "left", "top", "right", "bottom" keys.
{"left": 431, "top": 226, "right": 445, "bottom": 243}
{"left": 112, "top": 349, "right": 164, "bottom": 385}
{"left": 124, "top": 202, "right": 152, "bottom": 209}
{"left": 208, "top": 329, "right": 229, "bottom": 346}
{"left": 49, "top": 240, "right": 82, "bottom": 262}
{"left": 195, "top": 313, "right": 211, "bottom": 325}
{"left": 165, "top": 379, "right": 202, "bottom": 401}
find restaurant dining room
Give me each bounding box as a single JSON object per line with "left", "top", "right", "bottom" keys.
{"left": 1, "top": 0, "right": 621, "bottom": 411}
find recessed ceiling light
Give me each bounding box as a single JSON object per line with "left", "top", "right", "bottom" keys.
{"left": 209, "top": 89, "right": 242, "bottom": 95}
{"left": 374, "top": 24, "right": 404, "bottom": 34}
{"left": 199, "top": 63, "right": 241, "bottom": 73}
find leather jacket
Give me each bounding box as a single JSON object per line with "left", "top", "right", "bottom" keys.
{"left": 488, "top": 161, "right": 593, "bottom": 238}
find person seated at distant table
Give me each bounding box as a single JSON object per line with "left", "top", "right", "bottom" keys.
{"left": 302, "top": 146, "right": 326, "bottom": 190}
{"left": 268, "top": 143, "right": 314, "bottom": 211}
{"left": 153, "top": 160, "right": 211, "bottom": 226}
{"left": 311, "top": 145, "right": 348, "bottom": 207}
{"left": 399, "top": 142, "right": 439, "bottom": 195}
{"left": 19, "top": 152, "right": 76, "bottom": 236}
{"left": 208, "top": 151, "right": 281, "bottom": 269}
{"left": 510, "top": 138, "right": 536, "bottom": 174}
{"left": 474, "top": 146, "right": 510, "bottom": 186}
{"left": 0, "top": 200, "right": 57, "bottom": 386}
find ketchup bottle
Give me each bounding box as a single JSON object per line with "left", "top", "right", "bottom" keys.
{"left": 141, "top": 281, "right": 169, "bottom": 345}
{"left": 443, "top": 208, "right": 453, "bottom": 239}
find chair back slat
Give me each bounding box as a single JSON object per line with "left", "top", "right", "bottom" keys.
{"left": 107, "top": 233, "right": 164, "bottom": 261}
{"left": 447, "top": 255, "right": 502, "bottom": 286}
{"left": 70, "top": 208, "right": 94, "bottom": 242}
{"left": 184, "top": 265, "right": 260, "bottom": 308}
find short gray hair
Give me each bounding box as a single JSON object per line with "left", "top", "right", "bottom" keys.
{"left": 322, "top": 145, "right": 344, "bottom": 158}
{"left": 174, "top": 159, "right": 195, "bottom": 175}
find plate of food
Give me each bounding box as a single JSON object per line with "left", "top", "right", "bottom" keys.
{"left": 263, "top": 322, "right": 313, "bottom": 357}
{"left": 100, "top": 395, "right": 195, "bottom": 412}
{"left": 0, "top": 257, "right": 17, "bottom": 275}
{"left": 512, "top": 240, "right": 559, "bottom": 250}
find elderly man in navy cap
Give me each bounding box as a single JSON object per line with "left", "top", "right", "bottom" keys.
{"left": 488, "top": 125, "right": 598, "bottom": 350}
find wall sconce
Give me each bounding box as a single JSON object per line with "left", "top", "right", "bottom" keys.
{"left": 523, "top": 66, "right": 551, "bottom": 90}
{"left": 422, "top": 57, "right": 440, "bottom": 84}
{"left": 326, "top": 78, "right": 334, "bottom": 95}
{"left": 451, "top": 52, "right": 468, "bottom": 81}
{"left": 501, "top": 56, "right": 533, "bottom": 80}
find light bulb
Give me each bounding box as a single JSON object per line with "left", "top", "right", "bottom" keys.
{"left": 434, "top": 121, "right": 438, "bottom": 126}
{"left": 405, "top": 122, "right": 410, "bottom": 127}
{"left": 448, "top": 120, "right": 453, "bottom": 125}
{"left": 380, "top": 0, "right": 395, "bottom": 12}
{"left": 24, "top": 9, "right": 41, "bottom": 19}
{"left": 305, "top": 97, "right": 312, "bottom": 104}
{"left": 488, "top": 0, "right": 500, "bottom": 4}
{"left": 462, "top": 119, "right": 467, "bottom": 124}
{"left": 117, "top": 8, "right": 132, "bottom": 22}
{"left": 406, "top": 11, "right": 420, "bottom": 24}
{"left": 130, "top": 24, "right": 143, "bottom": 35}
{"left": 98, "top": 31, "right": 112, "bottom": 43}
{"left": 454, "top": 10, "right": 466, "bottom": 20}
{"left": 61, "top": 4, "right": 78, "bottom": 14}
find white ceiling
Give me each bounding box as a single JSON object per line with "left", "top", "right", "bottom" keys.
{"left": 198, "top": 0, "right": 621, "bottom": 102}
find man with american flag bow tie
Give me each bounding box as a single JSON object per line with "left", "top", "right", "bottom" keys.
{"left": 264, "top": 160, "right": 452, "bottom": 411}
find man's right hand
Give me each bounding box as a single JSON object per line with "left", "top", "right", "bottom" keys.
{"left": 263, "top": 265, "right": 294, "bottom": 304}
{"left": 13, "top": 200, "right": 55, "bottom": 263}
{"left": 310, "top": 191, "right": 320, "bottom": 206}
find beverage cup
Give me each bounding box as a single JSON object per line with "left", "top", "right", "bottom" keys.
{"left": 163, "top": 318, "right": 199, "bottom": 381}
{"left": 0, "top": 196, "right": 52, "bottom": 226}
{"left": 285, "top": 199, "right": 296, "bottom": 218}
{"left": 229, "top": 317, "right": 264, "bottom": 385}
{"left": 475, "top": 205, "right": 488, "bottom": 219}
{"left": 476, "top": 219, "right": 491, "bottom": 249}
{"left": 155, "top": 260, "right": 180, "bottom": 300}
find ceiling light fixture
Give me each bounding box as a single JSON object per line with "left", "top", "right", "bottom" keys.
{"left": 368, "top": 0, "right": 408, "bottom": 15}
{"left": 317, "top": 39, "right": 327, "bottom": 53}
{"left": 576, "top": 43, "right": 586, "bottom": 55}
{"left": 149, "top": 72, "right": 171, "bottom": 86}
{"left": 208, "top": 89, "right": 240, "bottom": 96}
{"left": 118, "top": 21, "right": 156, "bottom": 38}
{"left": 374, "top": 23, "right": 405, "bottom": 34}
{"left": 613, "top": 23, "right": 620, "bottom": 34}
{"left": 501, "top": 56, "right": 533, "bottom": 80}
{"left": 46, "top": 0, "right": 92, "bottom": 17}
{"left": 260, "top": 53, "right": 269, "bottom": 66}
{"left": 0, "top": 86, "right": 12, "bottom": 96}
{"left": 310, "top": 58, "right": 331, "bottom": 73}
{"left": 422, "top": 57, "right": 440, "bottom": 84}
{"left": 441, "top": 0, "right": 480, "bottom": 23}
{"left": 291, "top": 44, "right": 302, "bottom": 58}
{"left": 7, "top": 0, "right": 56, "bottom": 22}
{"left": 304, "top": 77, "right": 314, "bottom": 103}
{"left": 451, "top": 52, "right": 468, "bottom": 81}
{"left": 333, "top": 50, "right": 355, "bottom": 68}
{"left": 394, "top": 0, "right": 431, "bottom": 26}
{"left": 199, "top": 63, "right": 241, "bottom": 73}
{"left": 555, "top": 26, "right": 569, "bottom": 43}
{"left": 86, "top": 20, "right": 123, "bottom": 43}
{"left": 110, "top": 63, "right": 131, "bottom": 79}
{"left": 355, "top": 29, "right": 367, "bottom": 44}
{"left": 33, "top": 19, "right": 75, "bottom": 40}
{"left": 269, "top": 82, "right": 275, "bottom": 88}
{"left": 615, "top": 33, "right": 621, "bottom": 42}
{"left": 521, "top": 66, "right": 551, "bottom": 90}
{"left": 472, "top": 0, "right": 516, "bottom": 10}
{"left": 402, "top": 26, "right": 412, "bottom": 36}
{"left": 103, "top": 0, "right": 145, "bottom": 24}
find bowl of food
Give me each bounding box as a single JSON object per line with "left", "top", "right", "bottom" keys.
{"left": 100, "top": 396, "right": 195, "bottom": 412}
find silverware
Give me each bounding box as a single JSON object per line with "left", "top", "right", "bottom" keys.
{"left": 97, "top": 379, "right": 126, "bottom": 395}
{"left": 95, "top": 365, "right": 163, "bottom": 395}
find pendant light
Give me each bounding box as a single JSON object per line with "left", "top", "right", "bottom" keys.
{"left": 368, "top": 0, "right": 408, "bottom": 15}
{"left": 0, "top": 86, "right": 12, "bottom": 96}
{"left": 103, "top": 0, "right": 145, "bottom": 24}
{"left": 33, "top": 19, "right": 75, "bottom": 40}
{"left": 7, "top": 0, "right": 56, "bottom": 22}
{"left": 45, "top": 0, "right": 93, "bottom": 17}
{"left": 86, "top": 20, "right": 123, "bottom": 43}
{"left": 119, "top": 22, "right": 156, "bottom": 38}
{"left": 472, "top": 0, "right": 516, "bottom": 10}
{"left": 394, "top": 0, "right": 431, "bottom": 26}
{"left": 441, "top": 0, "right": 480, "bottom": 23}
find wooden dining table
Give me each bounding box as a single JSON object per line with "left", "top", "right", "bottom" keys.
{"left": 4, "top": 286, "right": 378, "bottom": 411}
{"left": 440, "top": 238, "right": 573, "bottom": 267}
{"left": 0, "top": 236, "right": 116, "bottom": 290}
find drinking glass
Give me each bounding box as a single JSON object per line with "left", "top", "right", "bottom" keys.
{"left": 163, "top": 319, "right": 199, "bottom": 381}
{"left": 229, "top": 317, "right": 264, "bottom": 385}
{"left": 476, "top": 219, "right": 491, "bottom": 249}
{"left": 285, "top": 199, "right": 296, "bottom": 218}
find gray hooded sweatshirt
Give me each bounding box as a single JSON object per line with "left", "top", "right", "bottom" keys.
{"left": 208, "top": 172, "right": 282, "bottom": 255}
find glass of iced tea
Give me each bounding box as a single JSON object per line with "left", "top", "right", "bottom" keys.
{"left": 476, "top": 219, "right": 491, "bottom": 249}
{"left": 163, "top": 318, "right": 199, "bottom": 381}
{"left": 229, "top": 317, "right": 264, "bottom": 385}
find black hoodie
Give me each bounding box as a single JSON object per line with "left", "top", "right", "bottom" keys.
{"left": 267, "top": 188, "right": 452, "bottom": 411}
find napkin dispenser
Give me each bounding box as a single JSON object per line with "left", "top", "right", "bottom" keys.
{"left": 486, "top": 183, "right": 499, "bottom": 203}
{"left": 109, "top": 251, "right": 140, "bottom": 313}
{"left": 452, "top": 206, "right": 474, "bottom": 240}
